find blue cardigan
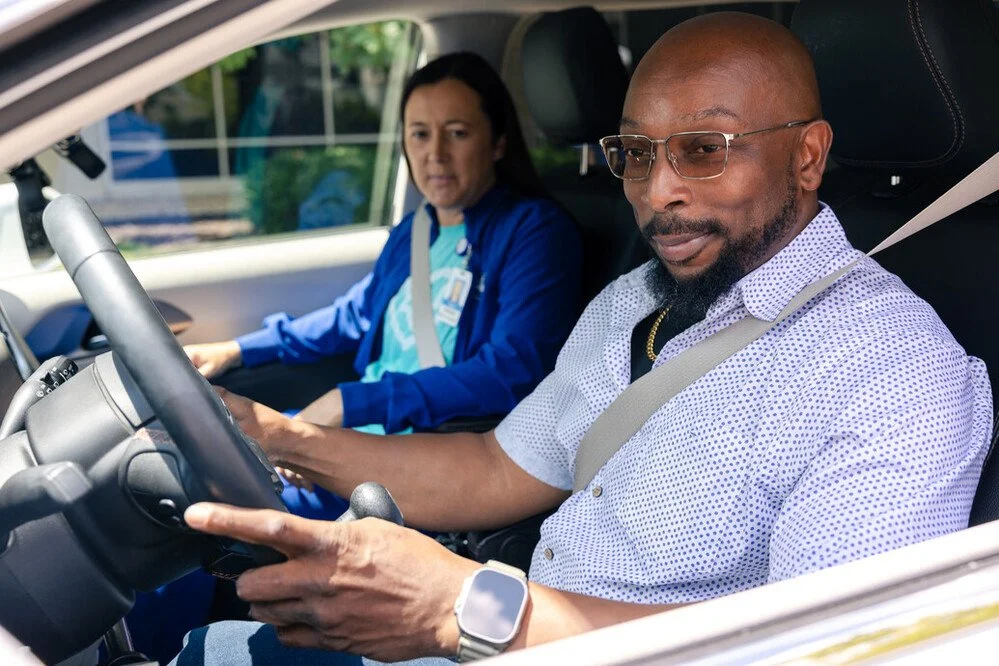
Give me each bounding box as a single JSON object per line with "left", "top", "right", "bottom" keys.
{"left": 236, "top": 185, "right": 583, "bottom": 433}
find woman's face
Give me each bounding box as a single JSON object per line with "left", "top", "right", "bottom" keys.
{"left": 403, "top": 78, "right": 505, "bottom": 212}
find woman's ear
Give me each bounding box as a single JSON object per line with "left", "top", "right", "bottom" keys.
{"left": 493, "top": 135, "right": 508, "bottom": 162}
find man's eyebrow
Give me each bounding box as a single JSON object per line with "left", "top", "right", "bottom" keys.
{"left": 619, "top": 107, "right": 740, "bottom": 130}
{"left": 681, "top": 106, "right": 742, "bottom": 123}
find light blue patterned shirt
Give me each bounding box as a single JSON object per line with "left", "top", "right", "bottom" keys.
{"left": 495, "top": 205, "right": 993, "bottom": 604}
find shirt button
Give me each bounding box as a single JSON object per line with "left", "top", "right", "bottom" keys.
{"left": 592, "top": 486, "right": 603, "bottom": 498}
{"left": 543, "top": 547, "right": 554, "bottom": 560}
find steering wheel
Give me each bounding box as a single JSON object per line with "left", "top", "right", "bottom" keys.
{"left": 42, "top": 194, "right": 287, "bottom": 523}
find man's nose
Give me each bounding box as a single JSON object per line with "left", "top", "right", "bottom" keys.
{"left": 643, "top": 144, "right": 691, "bottom": 211}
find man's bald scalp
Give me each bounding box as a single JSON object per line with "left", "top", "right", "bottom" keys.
{"left": 635, "top": 12, "right": 822, "bottom": 121}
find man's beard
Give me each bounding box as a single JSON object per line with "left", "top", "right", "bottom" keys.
{"left": 643, "top": 173, "right": 799, "bottom": 321}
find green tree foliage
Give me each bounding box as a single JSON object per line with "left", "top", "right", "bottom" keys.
{"left": 328, "top": 21, "right": 410, "bottom": 73}
{"left": 217, "top": 48, "right": 258, "bottom": 74}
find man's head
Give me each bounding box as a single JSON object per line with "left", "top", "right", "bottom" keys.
{"left": 610, "top": 12, "right": 833, "bottom": 314}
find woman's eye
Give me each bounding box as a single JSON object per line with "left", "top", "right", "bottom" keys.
{"left": 409, "top": 130, "right": 429, "bottom": 140}
{"left": 450, "top": 129, "right": 468, "bottom": 139}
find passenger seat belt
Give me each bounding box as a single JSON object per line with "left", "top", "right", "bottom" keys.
{"left": 573, "top": 152, "right": 999, "bottom": 492}
{"left": 410, "top": 201, "right": 447, "bottom": 369}
{"left": 295, "top": 201, "right": 444, "bottom": 425}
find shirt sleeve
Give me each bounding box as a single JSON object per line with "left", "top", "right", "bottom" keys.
{"left": 235, "top": 218, "right": 411, "bottom": 367}
{"left": 338, "top": 202, "right": 584, "bottom": 434}
{"left": 490, "top": 278, "right": 623, "bottom": 491}
{"left": 236, "top": 273, "right": 375, "bottom": 367}
{"left": 767, "top": 330, "right": 992, "bottom": 582}
{"left": 493, "top": 371, "right": 574, "bottom": 490}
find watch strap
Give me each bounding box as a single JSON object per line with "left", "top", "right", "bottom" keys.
{"left": 457, "top": 635, "right": 503, "bottom": 662}
{"left": 484, "top": 559, "right": 528, "bottom": 582}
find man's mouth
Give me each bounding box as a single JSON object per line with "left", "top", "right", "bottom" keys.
{"left": 650, "top": 232, "right": 714, "bottom": 264}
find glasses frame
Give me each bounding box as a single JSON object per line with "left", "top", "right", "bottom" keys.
{"left": 599, "top": 120, "right": 814, "bottom": 181}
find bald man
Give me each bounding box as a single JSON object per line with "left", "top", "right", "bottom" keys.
{"left": 172, "top": 13, "right": 991, "bottom": 666}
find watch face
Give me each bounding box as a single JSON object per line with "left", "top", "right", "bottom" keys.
{"left": 457, "top": 568, "right": 528, "bottom": 645}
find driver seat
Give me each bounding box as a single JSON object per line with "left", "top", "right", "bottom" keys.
{"left": 791, "top": 0, "right": 999, "bottom": 523}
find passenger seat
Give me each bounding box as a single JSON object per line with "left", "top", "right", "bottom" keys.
{"left": 521, "top": 7, "right": 650, "bottom": 302}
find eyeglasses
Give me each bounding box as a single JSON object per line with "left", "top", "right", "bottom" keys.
{"left": 599, "top": 120, "right": 813, "bottom": 181}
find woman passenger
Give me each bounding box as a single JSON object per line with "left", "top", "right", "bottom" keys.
{"left": 186, "top": 51, "right": 581, "bottom": 442}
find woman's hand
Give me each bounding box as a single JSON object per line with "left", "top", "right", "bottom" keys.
{"left": 184, "top": 341, "right": 242, "bottom": 379}
{"left": 184, "top": 503, "right": 475, "bottom": 662}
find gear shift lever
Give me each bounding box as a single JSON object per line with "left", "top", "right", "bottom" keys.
{"left": 336, "top": 482, "right": 404, "bottom": 525}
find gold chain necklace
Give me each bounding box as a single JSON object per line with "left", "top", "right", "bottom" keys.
{"left": 646, "top": 306, "right": 671, "bottom": 361}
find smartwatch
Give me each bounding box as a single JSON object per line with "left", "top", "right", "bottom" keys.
{"left": 453, "top": 560, "right": 529, "bottom": 662}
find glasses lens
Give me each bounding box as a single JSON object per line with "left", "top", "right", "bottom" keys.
{"left": 601, "top": 136, "right": 653, "bottom": 180}
{"left": 667, "top": 132, "right": 728, "bottom": 178}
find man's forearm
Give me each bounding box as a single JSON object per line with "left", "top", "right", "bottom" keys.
{"left": 270, "top": 423, "right": 565, "bottom": 531}
{"left": 437, "top": 583, "right": 686, "bottom": 654}
{"left": 510, "top": 585, "right": 686, "bottom": 651}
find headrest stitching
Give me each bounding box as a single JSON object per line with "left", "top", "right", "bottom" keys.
{"left": 911, "top": 0, "right": 966, "bottom": 158}
{"left": 840, "top": 0, "right": 964, "bottom": 169}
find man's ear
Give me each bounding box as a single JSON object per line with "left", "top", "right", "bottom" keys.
{"left": 493, "top": 135, "right": 508, "bottom": 162}
{"left": 797, "top": 120, "right": 833, "bottom": 192}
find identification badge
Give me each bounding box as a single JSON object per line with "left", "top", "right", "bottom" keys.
{"left": 437, "top": 269, "right": 473, "bottom": 327}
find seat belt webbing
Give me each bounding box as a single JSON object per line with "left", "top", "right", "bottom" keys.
{"left": 410, "top": 201, "right": 447, "bottom": 369}
{"left": 296, "top": 201, "right": 445, "bottom": 426}
{"left": 573, "top": 152, "right": 999, "bottom": 492}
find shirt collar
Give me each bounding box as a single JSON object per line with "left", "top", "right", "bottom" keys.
{"left": 718, "top": 203, "right": 856, "bottom": 322}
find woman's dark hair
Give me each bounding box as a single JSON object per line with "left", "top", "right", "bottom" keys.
{"left": 400, "top": 51, "right": 550, "bottom": 200}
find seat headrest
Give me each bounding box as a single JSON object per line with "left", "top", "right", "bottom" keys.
{"left": 521, "top": 7, "right": 629, "bottom": 145}
{"left": 792, "top": 0, "right": 999, "bottom": 177}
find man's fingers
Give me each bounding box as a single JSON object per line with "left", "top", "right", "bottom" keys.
{"left": 248, "top": 597, "right": 332, "bottom": 628}
{"left": 184, "top": 503, "right": 335, "bottom": 556}
{"left": 237, "top": 557, "right": 334, "bottom": 602}
{"left": 213, "top": 386, "right": 248, "bottom": 415}
{"left": 274, "top": 624, "right": 328, "bottom": 651}
{"left": 278, "top": 468, "right": 315, "bottom": 492}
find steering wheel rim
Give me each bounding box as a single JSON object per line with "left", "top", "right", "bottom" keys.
{"left": 41, "top": 194, "right": 286, "bottom": 514}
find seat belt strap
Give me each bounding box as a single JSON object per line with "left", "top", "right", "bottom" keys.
{"left": 573, "top": 152, "right": 999, "bottom": 492}
{"left": 410, "top": 201, "right": 447, "bottom": 369}
{"left": 297, "top": 202, "right": 448, "bottom": 425}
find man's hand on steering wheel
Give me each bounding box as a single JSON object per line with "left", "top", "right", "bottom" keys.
{"left": 213, "top": 387, "right": 310, "bottom": 463}
{"left": 185, "top": 503, "right": 477, "bottom": 662}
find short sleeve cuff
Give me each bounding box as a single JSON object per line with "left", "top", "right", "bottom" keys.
{"left": 495, "top": 416, "right": 573, "bottom": 491}
{"left": 236, "top": 328, "right": 282, "bottom": 367}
